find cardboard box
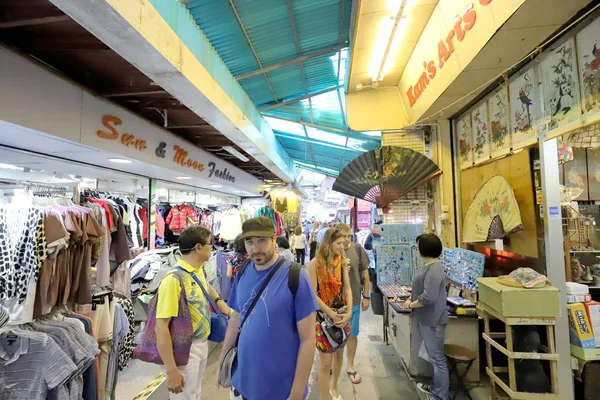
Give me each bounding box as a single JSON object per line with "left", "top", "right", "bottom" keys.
{"left": 477, "top": 277, "right": 560, "bottom": 317}
{"left": 568, "top": 303, "right": 596, "bottom": 349}
{"left": 566, "top": 282, "right": 590, "bottom": 295}
{"left": 585, "top": 301, "right": 600, "bottom": 348}
{"left": 567, "top": 294, "right": 592, "bottom": 303}
{"left": 570, "top": 344, "right": 600, "bottom": 361}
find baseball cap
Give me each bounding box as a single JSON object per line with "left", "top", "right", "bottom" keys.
{"left": 242, "top": 217, "right": 275, "bottom": 239}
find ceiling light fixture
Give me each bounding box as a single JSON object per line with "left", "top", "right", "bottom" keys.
{"left": 211, "top": 185, "right": 223, "bottom": 188}
{"left": 0, "top": 163, "right": 24, "bottom": 171}
{"left": 222, "top": 146, "right": 249, "bottom": 163}
{"left": 108, "top": 158, "right": 132, "bottom": 164}
{"left": 176, "top": 176, "right": 192, "bottom": 180}
{"left": 370, "top": 0, "right": 415, "bottom": 82}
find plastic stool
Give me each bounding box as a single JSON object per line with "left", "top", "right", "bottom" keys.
{"left": 444, "top": 344, "right": 477, "bottom": 400}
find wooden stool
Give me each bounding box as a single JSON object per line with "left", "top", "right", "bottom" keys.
{"left": 445, "top": 344, "right": 477, "bottom": 400}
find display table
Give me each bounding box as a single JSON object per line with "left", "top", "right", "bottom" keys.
{"left": 380, "top": 287, "right": 480, "bottom": 383}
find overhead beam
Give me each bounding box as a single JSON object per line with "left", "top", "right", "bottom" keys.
{"left": 286, "top": 0, "right": 310, "bottom": 98}
{"left": 227, "top": 0, "right": 279, "bottom": 103}
{"left": 301, "top": 119, "right": 318, "bottom": 169}
{"left": 235, "top": 44, "right": 346, "bottom": 81}
{"left": 0, "top": 15, "right": 71, "bottom": 29}
{"left": 293, "top": 163, "right": 339, "bottom": 177}
{"left": 274, "top": 131, "right": 364, "bottom": 153}
{"left": 104, "top": 90, "right": 166, "bottom": 97}
{"left": 167, "top": 125, "right": 213, "bottom": 129}
{"left": 259, "top": 86, "right": 341, "bottom": 112}
{"left": 264, "top": 114, "right": 379, "bottom": 143}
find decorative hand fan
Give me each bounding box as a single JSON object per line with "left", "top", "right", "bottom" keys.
{"left": 463, "top": 175, "right": 523, "bottom": 243}
{"left": 560, "top": 185, "right": 584, "bottom": 204}
{"left": 332, "top": 146, "right": 442, "bottom": 208}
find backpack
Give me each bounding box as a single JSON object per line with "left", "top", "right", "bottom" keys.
{"left": 237, "top": 259, "right": 302, "bottom": 297}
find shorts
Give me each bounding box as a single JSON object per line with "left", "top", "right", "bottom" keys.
{"left": 350, "top": 304, "right": 361, "bottom": 337}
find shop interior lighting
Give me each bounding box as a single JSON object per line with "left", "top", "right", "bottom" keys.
{"left": 211, "top": 185, "right": 223, "bottom": 188}
{"left": 222, "top": 146, "right": 249, "bottom": 163}
{"left": 108, "top": 158, "right": 132, "bottom": 164}
{"left": 370, "top": 0, "right": 415, "bottom": 82}
{"left": 176, "top": 176, "right": 191, "bottom": 180}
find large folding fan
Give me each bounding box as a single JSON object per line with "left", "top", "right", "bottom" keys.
{"left": 462, "top": 175, "right": 523, "bottom": 243}
{"left": 332, "top": 146, "right": 442, "bottom": 208}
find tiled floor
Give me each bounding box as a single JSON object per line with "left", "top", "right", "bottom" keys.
{"left": 116, "top": 309, "right": 491, "bottom": 399}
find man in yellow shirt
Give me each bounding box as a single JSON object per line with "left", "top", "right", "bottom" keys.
{"left": 155, "top": 226, "right": 233, "bottom": 399}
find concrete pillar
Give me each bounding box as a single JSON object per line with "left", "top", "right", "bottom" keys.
{"left": 539, "top": 136, "right": 574, "bottom": 400}
{"left": 431, "top": 119, "right": 457, "bottom": 247}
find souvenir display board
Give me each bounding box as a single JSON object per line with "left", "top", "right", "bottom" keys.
{"left": 458, "top": 114, "right": 473, "bottom": 170}
{"left": 489, "top": 85, "right": 511, "bottom": 158}
{"left": 510, "top": 67, "right": 538, "bottom": 148}
{"left": 472, "top": 103, "right": 490, "bottom": 165}
{"left": 380, "top": 223, "right": 423, "bottom": 245}
{"left": 377, "top": 244, "right": 416, "bottom": 285}
{"left": 442, "top": 248, "right": 486, "bottom": 292}
{"left": 541, "top": 38, "right": 581, "bottom": 133}
{"left": 577, "top": 18, "right": 600, "bottom": 121}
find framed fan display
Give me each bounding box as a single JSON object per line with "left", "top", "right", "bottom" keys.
{"left": 462, "top": 175, "right": 524, "bottom": 243}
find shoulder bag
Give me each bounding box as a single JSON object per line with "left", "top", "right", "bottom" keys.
{"left": 175, "top": 266, "right": 229, "bottom": 343}
{"left": 133, "top": 271, "right": 193, "bottom": 366}
{"left": 218, "top": 257, "right": 286, "bottom": 388}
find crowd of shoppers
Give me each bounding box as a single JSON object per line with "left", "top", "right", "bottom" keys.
{"left": 140, "top": 217, "right": 447, "bottom": 400}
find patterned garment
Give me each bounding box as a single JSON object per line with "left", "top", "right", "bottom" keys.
{"left": 117, "top": 297, "right": 135, "bottom": 371}
{"left": 227, "top": 252, "right": 247, "bottom": 276}
{"left": 0, "top": 206, "right": 45, "bottom": 300}
{"left": 315, "top": 253, "right": 345, "bottom": 307}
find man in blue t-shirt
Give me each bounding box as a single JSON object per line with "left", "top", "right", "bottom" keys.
{"left": 220, "top": 217, "right": 318, "bottom": 400}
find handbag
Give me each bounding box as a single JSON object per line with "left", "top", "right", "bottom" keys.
{"left": 175, "top": 266, "right": 228, "bottom": 343}
{"left": 133, "top": 271, "right": 193, "bottom": 366}
{"left": 218, "top": 257, "right": 286, "bottom": 388}
{"left": 315, "top": 306, "right": 351, "bottom": 353}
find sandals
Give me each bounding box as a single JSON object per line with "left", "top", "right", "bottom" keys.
{"left": 329, "top": 390, "right": 344, "bottom": 400}
{"left": 347, "top": 370, "right": 362, "bottom": 384}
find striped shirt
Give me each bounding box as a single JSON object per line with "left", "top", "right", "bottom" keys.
{"left": 0, "top": 333, "right": 77, "bottom": 399}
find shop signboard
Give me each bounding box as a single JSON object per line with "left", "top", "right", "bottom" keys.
{"left": 398, "top": 0, "right": 526, "bottom": 124}
{"left": 471, "top": 102, "right": 490, "bottom": 165}
{"left": 80, "top": 93, "right": 262, "bottom": 194}
{"left": 457, "top": 113, "right": 473, "bottom": 170}
{"left": 577, "top": 18, "right": 600, "bottom": 123}
{"left": 488, "top": 85, "right": 511, "bottom": 159}
{"left": 509, "top": 67, "right": 539, "bottom": 148}
{"left": 540, "top": 38, "right": 581, "bottom": 136}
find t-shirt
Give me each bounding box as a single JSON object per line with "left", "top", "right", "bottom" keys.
{"left": 411, "top": 262, "right": 449, "bottom": 326}
{"left": 345, "top": 243, "right": 370, "bottom": 306}
{"left": 156, "top": 260, "right": 211, "bottom": 340}
{"left": 0, "top": 333, "right": 78, "bottom": 399}
{"left": 228, "top": 258, "right": 318, "bottom": 400}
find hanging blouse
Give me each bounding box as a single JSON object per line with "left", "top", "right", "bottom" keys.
{"left": 0, "top": 205, "right": 46, "bottom": 300}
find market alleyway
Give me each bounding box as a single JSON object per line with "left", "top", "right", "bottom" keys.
{"left": 117, "top": 308, "right": 420, "bottom": 400}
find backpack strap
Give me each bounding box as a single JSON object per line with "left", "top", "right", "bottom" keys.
{"left": 287, "top": 262, "right": 302, "bottom": 298}
{"left": 238, "top": 258, "right": 302, "bottom": 298}
{"left": 236, "top": 258, "right": 252, "bottom": 280}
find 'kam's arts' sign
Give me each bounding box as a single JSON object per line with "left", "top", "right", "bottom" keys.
{"left": 406, "top": 0, "right": 495, "bottom": 108}
{"left": 97, "top": 115, "right": 236, "bottom": 183}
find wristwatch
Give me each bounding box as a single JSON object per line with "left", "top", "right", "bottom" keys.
{"left": 362, "top": 295, "right": 370, "bottom": 300}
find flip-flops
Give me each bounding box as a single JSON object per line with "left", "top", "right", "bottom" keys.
{"left": 330, "top": 390, "right": 344, "bottom": 400}
{"left": 347, "top": 371, "right": 362, "bottom": 384}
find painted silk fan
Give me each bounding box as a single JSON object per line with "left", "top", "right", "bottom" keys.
{"left": 462, "top": 175, "right": 523, "bottom": 243}
{"left": 332, "top": 146, "right": 442, "bottom": 208}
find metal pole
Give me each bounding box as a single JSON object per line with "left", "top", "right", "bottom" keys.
{"left": 148, "top": 178, "right": 157, "bottom": 250}
{"left": 539, "top": 136, "right": 574, "bottom": 400}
